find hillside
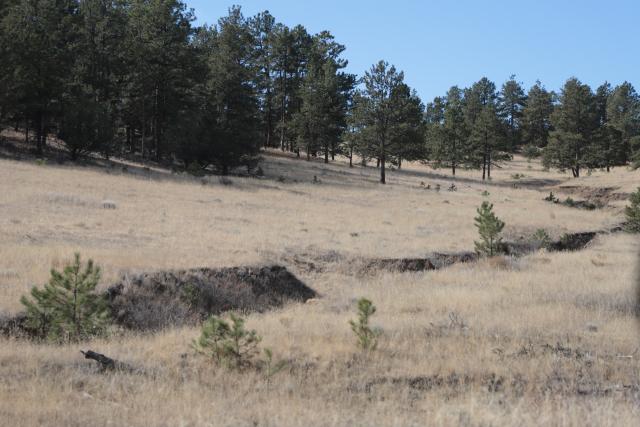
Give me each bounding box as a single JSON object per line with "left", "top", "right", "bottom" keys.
{"left": 0, "top": 150, "right": 639, "bottom": 426}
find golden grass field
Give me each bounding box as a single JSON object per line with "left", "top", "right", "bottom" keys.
{"left": 1, "top": 142, "right": 639, "bottom": 426}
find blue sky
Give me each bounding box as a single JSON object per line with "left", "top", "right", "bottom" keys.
{"left": 186, "top": 0, "right": 639, "bottom": 101}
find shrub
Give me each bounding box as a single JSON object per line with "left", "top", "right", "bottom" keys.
{"left": 523, "top": 144, "right": 540, "bottom": 160}
{"left": 349, "top": 298, "right": 381, "bottom": 351}
{"left": 624, "top": 187, "right": 640, "bottom": 233}
{"left": 20, "top": 253, "right": 110, "bottom": 342}
{"left": 193, "top": 314, "right": 261, "bottom": 369}
{"left": 474, "top": 201, "right": 505, "bottom": 257}
{"left": 187, "top": 161, "right": 206, "bottom": 177}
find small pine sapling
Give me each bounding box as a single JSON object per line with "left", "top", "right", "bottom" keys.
{"left": 530, "top": 228, "right": 552, "bottom": 250}
{"left": 262, "top": 348, "right": 287, "bottom": 382}
{"left": 20, "top": 253, "right": 110, "bottom": 342}
{"left": 349, "top": 298, "right": 381, "bottom": 351}
{"left": 193, "top": 314, "right": 261, "bottom": 369}
{"left": 474, "top": 201, "right": 505, "bottom": 257}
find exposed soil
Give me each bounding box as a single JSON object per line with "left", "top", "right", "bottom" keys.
{"left": 357, "top": 370, "right": 640, "bottom": 399}
{"left": 107, "top": 265, "right": 316, "bottom": 331}
{"left": 554, "top": 185, "right": 630, "bottom": 206}
{"left": 358, "top": 231, "right": 605, "bottom": 273}
{"left": 361, "top": 252, "right": 477, "bottom": 273}
{"left": 1, "top": 265, "right": 316, "bottom": 336}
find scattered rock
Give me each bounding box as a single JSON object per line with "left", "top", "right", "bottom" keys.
{"left": 101, "top": 200, "right": 117, "bottom": 209}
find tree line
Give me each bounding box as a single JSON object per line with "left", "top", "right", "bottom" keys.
{"left": 425, "top": 76, "right": 640, "bottom": 178}
{"left": 0, "top": 1, "right": 638, "bottom": 182}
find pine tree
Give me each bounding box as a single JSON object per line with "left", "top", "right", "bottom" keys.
{"left": 199, "top": 6, "right": 261, "bottom": 174}
{"left": 249, "top": 10, "right": 277, "bottom": 148}
{"left": 498, "top": 75, "right": 527, "bottom": 152}
{"left": 1, "top": 0, "right": 79, "bottom": 155}
{"left": 271, "top": 24, "right": 312, "bottom": 153}
{"left": 464, "top": 78, "right": 509, "bottom": 179}
{"left": 193, "top": 314, "right": 261, "bottom": 369}
{"left": 521, "top": 80, "right": 554, "bottom": 149}
{"left": 440, "top": 87, "right": 469, "bottom": 175}
{"left": 292, "top": 32, "right": 354, "bottom": 162}
{"left": 586, "top": 82, "right": 626, "bottom": 171}
{"left": 474, "top": 201, "right": 505, "bottom": 257}
{"left": 20, "top": 253, "right": 110, "bottom": 342}
{"left": 58, "top": 88, "right": 114, "bottom": 161}
{"left": 389, "top": 83, "right": 426, "bottom": 168}
{"left": 350, "top": 61, "right": 423, "bottom": 183}
{"left": 544, "top": 78, "right": 597, "bottom": 177}
{"left": 124, "top": 0, "right": 197, "bottom": 161}
{"left": 469, "top": 104, "right": 509, "bottom": 180}
{"left": 349, "top": 298, "right": 380, "bottom": 351}
{"left": 607, "top": 82, "right": 640, "bottom": 165}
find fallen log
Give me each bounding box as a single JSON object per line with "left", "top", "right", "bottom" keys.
{"left": 80, "top": 350, "right": 130, "bottom": 372}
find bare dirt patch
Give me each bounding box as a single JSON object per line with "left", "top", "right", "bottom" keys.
{"left": 555, "top": 185, "right": 630, "bottom": 206}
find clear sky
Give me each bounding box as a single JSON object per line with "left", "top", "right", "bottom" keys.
{"left": 186, "top": 0, "right": 639, "bottom": 101}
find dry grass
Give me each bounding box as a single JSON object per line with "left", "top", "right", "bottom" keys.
{"left": 0, "top": 150, "right": 639, "bottom": 426}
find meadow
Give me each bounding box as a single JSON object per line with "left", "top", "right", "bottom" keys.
{"left": 0, "top": 147, "right": 638, "bottom": 426}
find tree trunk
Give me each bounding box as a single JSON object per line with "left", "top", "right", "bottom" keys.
{"left": 481, "top": 136, "right": 487, "bottom": 180}
{"left": 380, "top": 153, "right": 386, "bottom": 184}
{"left": 349, "top": 147, "right": 353, "bottom": 167}
{"left": 452, "top": 139, "right": 456, "bottom": 176}
{"left": 266, "top": 77, "right": 273, "bottom": 148}
{"left": 324, "top": 145, "right": 328, "bottom": 163}
{"left": 482, "top": 155, "right": 486, "bottom": 181}
{"left": 141, "top": 102, "right": 146, "bottom": 159}
{"left": 154, "top": 87, "right": 160, "bottom": 161}
{"left": 35, "top": 112, "right": 44, "bottom": 156}
{"left": 280, "top": 66, "right": 287, "bottom": 152}
{"left": 126, "top": 126, "right": 131, "bottom": 154}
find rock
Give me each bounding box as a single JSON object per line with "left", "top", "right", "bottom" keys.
{"left": 101, "top": 200, "right": 117, "bottom": 209}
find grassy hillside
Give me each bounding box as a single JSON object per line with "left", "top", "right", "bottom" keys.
{"left": 0, "top": 150, "right": 638, "bottom": 426}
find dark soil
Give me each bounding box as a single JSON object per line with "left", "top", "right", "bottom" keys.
{"left": 1, "top": 265, "right": 315, "bottom": 336}
{"left": 0, "top": 312, "right": 29, "bottom": 338}
{"left": 362, "top": 252, "right": 477, "bottom": 273}
{"left": 359, "top": 230, "right": 607, "bottom": 274}
{"left": 107, "top": 265, "right": 316, "bottom": 331}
